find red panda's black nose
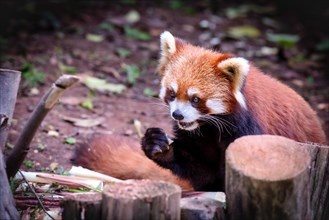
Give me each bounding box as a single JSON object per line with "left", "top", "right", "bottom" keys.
{"left": 172, "top": 110, "right": 184, "bottom": 121}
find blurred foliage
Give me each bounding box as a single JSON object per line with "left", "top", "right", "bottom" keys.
{"left": 266, "top": 33, "right": 300, "bottom": 49}
{"left": 20, "top": 62, "right": 45, "bottom": 88}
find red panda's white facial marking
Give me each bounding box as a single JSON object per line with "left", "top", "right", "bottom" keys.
{"left": 206, "top": 99, "right": 227, "bottom": 114}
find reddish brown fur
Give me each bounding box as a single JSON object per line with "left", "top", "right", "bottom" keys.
{"left": 73, "top": 134, "right": 192, "bottom": 190}
{"left": 244, "top": 65, "right": 326, "bottom": 144}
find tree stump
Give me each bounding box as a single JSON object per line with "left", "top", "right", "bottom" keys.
{"left": 225, "top": 135, "right": 311, "bottom": 220}
{"left": 308, "top": 142, "right": 329, "bottom": 220}
{"left": 0, "top": 69, "right": 21, "bottom": 220}
{"left": 101, "top": 179, "right": 181, "bottom": 220}
{"left": 61, "top": 193, "right": 102, "bottom": 220}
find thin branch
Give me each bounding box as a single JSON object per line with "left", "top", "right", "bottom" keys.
{"left": 18, "top": 170, "right": 55, "bottom": 220}
{"left": 6, "top": 75, "right": 79, "bottom": 178}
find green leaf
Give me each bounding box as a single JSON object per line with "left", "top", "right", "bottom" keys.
{"left": 98, "top": 22, "right": 114, "bottom": 32}
{"left": 59, "top": 63, "right": 78, "bottom": 74}
{"left": 116, "top": 47, "right": 131, "bottom": 58}
{"left": 169, "top": 0, "right": 183, "bottom": 9}
{"left": 125, "top": 10, "right": 140, "bottom": 23}
{"left": 23, "top": 160, "right": 34, "bottom": 168}
{"left": 64, "top": 137, "right": 76, "bottom": 145}
{"left": 86, "top": 33, "right": 104, "bottom": 42}
{"left": 227, "top": 26, "right": 261, "bottom": 39}
{"left": 122, "top": 64, "right": 140, "bottom": 85}
{"left": 21, "top": 62, "right": 45, "bottom": 88}
{"left": 84, "top": 76, "right": 126, "bottom": 94}
{"left": 80, "top": 98, "right": 93, "bottom": 110}
{"left": 124, "top": 26, "right": 151, "bottom": 41}
{"left": 37, "top": 143, "right": 46, "bottom": 151}
{"left": 266, "top": 33, "right": 300, "bottom": 48}
{"left": 6, "top": 142, "right": 14, "bottom": 149}
{"left": 143, "top": 88, "right": 158, "bottom": 97}
{"left": 316, "top": 39, "right": 329, "bottom": 51}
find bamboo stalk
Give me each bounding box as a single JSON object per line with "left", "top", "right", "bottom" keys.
{"left": 6, "top": 75, "right": 79, "bottom": 178}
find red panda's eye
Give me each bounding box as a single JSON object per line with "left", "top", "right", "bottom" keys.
{"left": 169, "top": 90, "right": 176, "bottom": 101}
{"left": 191, "top": 97, "right": 200, "bottom": 104}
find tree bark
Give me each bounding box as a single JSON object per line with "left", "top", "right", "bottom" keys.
{"left": 308, "top": 142, "right": 329, "bottom": 220}
{"left": 0, "top": 69, "right": 21, "bottom": 220}
{"left": 6, "top": 74, "right": 79, "bottom": 178}
{"left": 101, "top": 180, "right": 181, "bottom": 220}
{"left": 225, "top": 135, "right": 312, "bottom": 220}
{"left": 0, "top": 69, "right": 21, "bottom": 150}
{"left": 61, "top": 193, "right": 102, "bottom": 220}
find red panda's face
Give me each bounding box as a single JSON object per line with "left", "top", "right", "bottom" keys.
{"left": 158, "top": 32, "right": 249, "bottom": 131}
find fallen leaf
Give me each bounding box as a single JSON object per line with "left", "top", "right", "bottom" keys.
{"left": 80, "top": 98, "right": 93, "bottom": 110}
{"left": 47, "top": 130, "right": 59, "bottom": 137}
{"left": 122, "top": 64, "right": 140, "bottom": 85}
{"left": 86, "top": 33, "right": 104, "bottom": 42}
{"left": 316, "top": 39, "right": 329, "bottom": 51}
{"left": 124, "top": 26, "right": 151, "bottom": 41}
{"left": 116, "top": 47, "right": 131, "bottom": 58}
{"left": 317, "top": 103, "right": 329, "bottom": 110}
{"left": 59, "top": 63, "right": 78, "bottom": 74}
{"left": 266, "top": 33, "right": 300, "bottom": 48}
{"left": 49, "top": 162, "right": 59, "bottom": 170}
{"left": 83, "top": 76, "right": 126, "bottom": 94}
{"left": 60, "top": 96, "right": 84, "bottom": 105}
{"left": 64, "top": 137, "right": 76, "bottom": 145}
{"left": 143, "top": 87, "right": 157, "bottom": 97}
{"left": 97, "top": 22, "right": 114, "bottom": 32}
{"left": 37, "top": 143, "right": 46, "bottom": 151}
{"left": 125, "top": 10, "right": 140, "bottom": 23}
{"left": 61, "top": 115, "right": 105, "bottom": 127}
{"left": 292, "top": 79, "right": 304, "bottom": 87}
{"left": 227, "top": 26, "right": 261, "bottom": 39}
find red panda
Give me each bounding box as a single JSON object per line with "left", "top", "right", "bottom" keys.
{"left": 73, "top": 31, "right": 326, "bottom": 191}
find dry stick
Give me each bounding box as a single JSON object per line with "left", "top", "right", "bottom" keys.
{"left": 6, "top": 75, "right": 79, "bottom": 178}
{"left": 0, "top": 69, "right": 21, "bottom": 220}
{"left": 18, "top": 170, "right": 55, "bottom": 220}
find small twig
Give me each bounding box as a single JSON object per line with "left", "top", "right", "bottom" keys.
{"left": 18, "top": 170, "right": 55, "bottom": 220}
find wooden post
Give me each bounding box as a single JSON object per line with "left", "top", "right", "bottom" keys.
{"left": 0, "top": 69, "right": 21, "bottom": 220}
{"left": 225, "top": 135, "right": 312, "bottom": 220}
{"left": 308, "top": 142, "right": 329, "bottom": 220}
{"left": 61, "top": 193, "right": 102, "bottom": 220}
{"left": 101, "top": 180, "right": 181, "bottom": 220}
{"left": 0, "top": 69, "right": 21, "bottom": 150}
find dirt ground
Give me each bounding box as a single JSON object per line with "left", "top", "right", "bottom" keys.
{"left": 2, "top": 3, "right": 328, "bottom": 172}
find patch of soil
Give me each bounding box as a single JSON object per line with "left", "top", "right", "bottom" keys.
{"left": 2, "top": 4, "right": 328, "bottom": 172}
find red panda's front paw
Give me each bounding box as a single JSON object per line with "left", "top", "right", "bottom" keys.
{"left": 141, "top": 128, "right": 170, "bottom": 159}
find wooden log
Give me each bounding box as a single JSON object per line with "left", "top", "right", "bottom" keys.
{"left": 0, "top": 69, "right": 21, "bottom": 150}
{"left": 225, "top": 135, "right": 312, "bottom": 220}
{"left": 61, "top": 193, "right": 102, "bottom": 220}
{"left": 0, "top": 69, "right": 21, "bottom": 220}
{"left": 101, "top": 179, "right": 181, "bottom": 220}
{"left": 308, "top": 142, "right": 329, "bottom": 220}
{"left": 180, "top": 195, "right": 225, "bottom": 220}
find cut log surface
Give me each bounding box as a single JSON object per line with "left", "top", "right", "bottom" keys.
{"left": 61, "top": 193, "right": 102, "bottom": 220}
{"left": 226, "top": 135, "right": 311, "bottom": 220}
{"left": 102, "top": 179, "right": 181, "bottom": 220}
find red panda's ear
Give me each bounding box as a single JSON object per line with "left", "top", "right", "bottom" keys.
{"left": 160, "top": 31, "right": 177, "bottom": 57}
{"left": 158, "top": 31, "right": 184, "bottom": 75}
{"left": 217, "top": 57, "right": 249, "bottom": 109}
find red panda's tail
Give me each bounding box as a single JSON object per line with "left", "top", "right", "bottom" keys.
{"left": 72, "top": 133, "right": 192, "bottom": 190}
